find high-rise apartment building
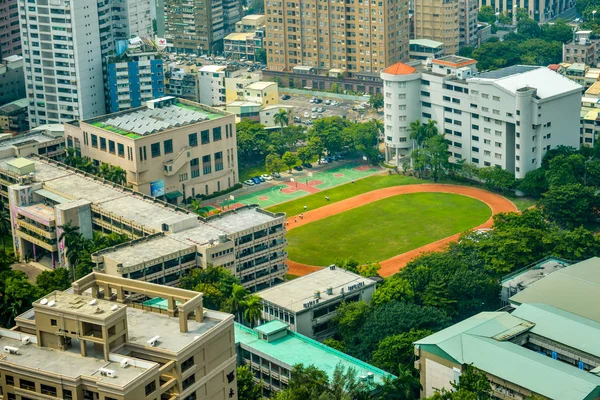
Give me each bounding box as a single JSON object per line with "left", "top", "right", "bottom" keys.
{"left": 478, "top": 0, "right": 571, "bottom": 22}
{"left": 413, "top": 0, "right": 460, "bottom": 56}
{"left": 0, "top": 272, "right": 238, "bottom": 400}
{"left": 165, "top": 0, "right": 242, "bottom": 55}
{"left": 459, "top": 0, "right": 478, "bottom": 47}
{"left": 19, "top": 0, "right": 152, "bottom": 128}
{"left": 381, "top": 57, "right": 582, "bottom": 179}
{"left": 0, "top": 0, "right": 21, "bottom": 59}
{"left": 263, "top": 0, "right": 410, "bottom": 77}
{"left": 0, "top": 55, "right": 25, "bottom": 105}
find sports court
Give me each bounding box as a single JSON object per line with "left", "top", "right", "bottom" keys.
{"left": 215, "top": 162, "right": 381, "bottom": 209}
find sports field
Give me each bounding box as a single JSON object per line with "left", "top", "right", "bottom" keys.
{"left": 221, "top": 162, "right": 382, "bottom": 209}
{"left": 286, "top": 192, "right": 492, "bottom": 266}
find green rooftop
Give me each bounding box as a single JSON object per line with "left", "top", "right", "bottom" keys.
{"left": 174, "top": 102, "right": 223, "bottom": 120}
{"left": 91, "top": 121, "right": 143, "bottom": 139}
{"left": 254, "top": 320, "right": 289, "bottom": 336}
{"left": 234, "top": 323, "right": 395, "bottom": 385}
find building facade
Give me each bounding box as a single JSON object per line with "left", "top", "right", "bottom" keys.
{"left": 0, "top": 272, "right": 238, "bottom": 400}
{"left": 409, "top": 39, "right": 445, "bottom": 61}
{"left": 106, "top": 38, "right": 166, "bottom": 113}
{"left": 243, "top": 82, "right": 278, "bottom": 107}
{"left": 256, "top": 266, "right": 377, "bottom": 340}
{"left": 459, "top": 0, "right": 478, "bottom": 47}
{"left": 381, "top": 57, "right": 582, "bottom": 179}
{"left": 0, "top": 0, "right": 20, "bottom": 59}
{"left": 0, "top": 98, "right": 28, "bottom": 132}
{"left": 223, "top": 32, "right": 265, "bottom": 62}
{"left": 18, "top": 0, "right": 152, "bottom": 127}
{"left": 413, "top": 0, "right": 460, "bottom": 56}
{"left": 0, "top": 55, "right": 25, "bottom": 106}
{"left": 65, "top": 97, "right": 238, "bottom": 200}
{"left": 198, "top": 65, "right": 227, "bottom": 106}
{"left": 478, "top": 0, "right": 573, "bottom": 22}
{"left": 164, "top": 0, "right": 242, "bottom": 54}
{"left": 263, "top": 0, "right": 410, "bottom": 77}
{"left": 563, "top": 31, "right": 600, "bottom": 67}
{"left": 166, "top": 63, "right": 201, "bottom": 102}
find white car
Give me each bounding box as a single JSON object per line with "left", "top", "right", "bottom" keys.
{"left": 261, "top": 174, "right": 273, "bottom": 181}
{"left": 311, "top": 113, "right": 317, "bottom": 119}
{"left": 243, "top": 179, "right": 255, "bottom": 186}
{"left": 319, "top": 158, "right": 329, "bottom": 164}
{"left": 304, "top": 111, "right": 310, "bottom": 118}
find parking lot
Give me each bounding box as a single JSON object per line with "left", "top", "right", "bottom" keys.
{"left": 278, "top": 93, "right": 382, "bottom": 125}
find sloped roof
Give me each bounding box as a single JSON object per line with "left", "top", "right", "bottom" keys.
{"left": 382, "top": 62, "right": 417, "bottom": 75}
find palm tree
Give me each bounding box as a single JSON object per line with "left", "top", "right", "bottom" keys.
{"left": 241, "top": 295, "right": 262, "bottom": 328}
{"left": 230, "top": 284, "right": 248, "bottom": 323}
{"left": 59, "top": 222, "right": 85, "bottom": 280}
{"left": 409, "top": 120, "right": 426, "bottom": 147}
{"left": 0, "top": 203, "right": 11, "bottom": 252}
{"left": 111, "top": 166, "right": 127, "bottom": 185}
{"left": 423, "top": 119, "right": 439, "bottom": 141}
{"left": 273, "top": 109, "right": 289, "bottom": 137}
{"left": 98, "top": 163, "right": 111, "bottom": 180}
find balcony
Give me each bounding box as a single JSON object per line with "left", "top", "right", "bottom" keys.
{"left": 16, "top": 230, "right": 58, "bottom": 252}
{"left": 16, "top": 219, "right": 56, "bottom": 239}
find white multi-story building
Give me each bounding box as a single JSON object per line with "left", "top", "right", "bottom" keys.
{"left": 381, "top": 55, "right": 582, "bottom": 179}
{"left": 198, "top": 65, "right": 227, "bottom": 106}
{"left": 19, "top": 0, "right": 152, "bottom": 128}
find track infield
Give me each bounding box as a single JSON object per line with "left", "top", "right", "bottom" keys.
{"left": 285, "top": 184, "right": 517, "bottom": 277}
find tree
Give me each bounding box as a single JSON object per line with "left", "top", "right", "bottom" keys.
{"left": 331, "top": 301, "right": 371, "bottom": 341}
{"left": 452, "top": 364, "right": 492, "bottom": 399}
{"left": 369, "top": 93, "right": 384, "bottom": 111}
{"left": 409, "top": 120, "right": 426, "bottom": 147}
{"left": 476, "top": 166, "right": 516, "bottom": 193}
{"left": 371, "top": 330, "right": 434, "bottom": 375}
{"left": 266, "top": 153, "right": 285, "bottom": 175}
{"left": 477, "top": 5, "right": 496, "bottom": 23}
{"left": 323, "top": 338, "right": 346, "bottom": 352}
{"left": 36, "top": 268, "right": 71, "bottom": 294}
{"left": 297, "top": 146, "right": 312, "bottom": 165}
{"left": 282, "top": 151, "right": 298, "bottom": 172}
{"left": 540, "top": 183, "right": 599, "bottom": 228}
{"left": 371, "top": 275, "right": 414, "bottom": 306}
{"left": 545, "top": 153, "right": 585, "bottom": 187}
{"left": 241, "top": 295, "right": 262, "bottom": 328}
{"left": 357, "top": 261, "right": 381, "bottom": 277}
{"left": 274, "top": 109, "right": 289, "bottom": 137}
{"left": 180, "top": 265, "right": 241, "bottom": 310}
{"left": 518, "top": 168, "right": 548, "bottom": 197}
{"left": 423, "top": 134, "right": 449, "bottom": 183}
{"left": 237, "top": 365, "right": 263, "bottom": 400}
{"left": 541, "top": 21, "right": 574, "bottom": 43}
{"left": 58, "top": 222, "right": 89, "bottom": 280}
{"left": 374, "top": 367, "right": 422, "bottom": 400}
{"left": 254, "top": 48, "right": 266, "bottom": 64}
{"left": 0, "top": 204, "right": 11, "bottom": 251}
{"left": 517, "top": 18, "right": 542, "bottom": 39}
{"left": 275, "top": 364, "right": 329, "bottom": 400}
{"left": 111, "top": 166, "right": 127, "bottom": 185}
{"left": 228, "top": 283, "right": 248, "bottom": 322}
{"left": 307, "top": 136, "right": 326, "bottom": 162}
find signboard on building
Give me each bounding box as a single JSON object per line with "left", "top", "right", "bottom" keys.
{"left": 150, "top": 180, "right": 165, "bottom": 197}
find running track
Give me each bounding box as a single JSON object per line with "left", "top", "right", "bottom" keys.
{"left": 285, "top": 184, "right": 517, "bottom": 277}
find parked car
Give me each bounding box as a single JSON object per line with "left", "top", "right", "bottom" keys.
{"left": 244, "top": 179, "right": 255, "bottom": 186}
{"left": 282, "top": 95, "right": 291, "bottom": 100}
{"left": 251, "top": 177, "right": 262, "bottom": 184}
{"left": 256, "top": 176, "right": 265, "bottom": 182}
{"left": 304, "top": 111, "right": 310, "bottom": 118}
{"left": 317, "top": 114, "right": 323, "bottom": 119}
{"left": 325, "top": 100, "right": 331, "bottom": 105}
{"left": 261, "top": 174, "right": 273, "bottom": 181}
{"left": 311, "top": 113, "right": 317, "bottom": 119}
{"left": 272, "top": 172, "right": 281, "bottom": 178}
{"left": 293, "top": 116, "right": 301, "bottom": 122}
{"left": 332, "top": 154, "right": 343, "bottom": 161}
{"left": 302, "top": 162, "right": 313, "bottom": 168}
{"left": 318, "top": 107, "right": 325, "bottom": 113}
{"left": 314, "top": 98, "right": 323, "bottom": 104}
{"left": 325, "top": 156, "right": 334, "bottom": 163}
{"left": 311, "top": 107, "right": 318, "bottom": 112}
{"left": 293, "top": 165, "right": 303, "bottom": 171}
{"left": 319, "top": 158, "right": 329, "bottom": 164}
{"left": 309, "top": 98, "right": 316, "bottom": 103}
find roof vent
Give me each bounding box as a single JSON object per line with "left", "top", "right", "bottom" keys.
{"left": 99, "top": 368, "right": 117, "bottom": 378}
{"left": 147, "top": 335, "right": 160, "bottom": 346}
{"left": 94, "top": 307, "right": 104, "bottom": 314}
{"left": 89, "top": 299, "right": 98, "bottom": 306}
{"left": 326, "top": 286, "right": 333, "bottom": 295}
{"left": 120, "top": 359, "right": 131, "bottom": 368}
{"left": 111, "top": 305, "right": 119, "bottom": 311}
{"left": 48, "top": 300, "right": 56, "bottom": 307}
{"left": 40, "top": 298, "right": 48, "bottom": 305}
{"left": 21, "top": 336, "right": 31, "bottom": 345}
{"left": 4, "top": 346, "right": 19, "bottom": 355}
{"left": 314, "top": 290, "right": 321, "bottom": 299}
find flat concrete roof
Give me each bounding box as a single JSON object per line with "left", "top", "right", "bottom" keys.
{"left": 169, "top": 223, "right": 227, "bottom": 246}
{"left": 0, "top": 133, "right": 60, "bottom": 153}
{"left": 501, "top": 257, "right": 569, "bottom": 288}
{"left": 245, "top": 81, "right": 276, "bottom": 91}
{"left": 18, "top": 203, "right": 56, "bottom": 222}
{"left": 34, "top": 291, "right": 125, "bottom": 319}
{"left": 101, "top": 236, "right": 191, "bottom": 268}
{"left": 257, "top": 267, "right": 376, "bottom": 313}
{"left": 207, "top": 208, "right": 279, "bottom": 233}
{"left": 126, "top": 307, "right": 227, "bottom": 353}
{"left": 0, "top": 333, "right": 154, "bottom": 386}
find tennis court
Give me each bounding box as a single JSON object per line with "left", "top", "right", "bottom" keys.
{"left": 216, "top": 162, "right": 382, "bottom": 209}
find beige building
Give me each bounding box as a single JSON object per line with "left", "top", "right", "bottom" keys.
{"left": 5, "top": 156, "right": 287, "bottom": 289}
{"left": 243, "top": 82, "right": 278, "bottom": 107}
{"left": 563, "top": 31, "right": 600, "bottom": 67}
{"left": 479, "top": 0, "right": 573, "bottom": 22}
{"left": 264, "top": 0, "right": 410, "bottom": 77}
{"left": 413, "top": 0, "right": 460, "bottom": 55}
{"left": 0, "top": 272, "right": 238, "bottom": 400}
{"left": 235, "top": 14, "right": 265, "bottom": 33}
{"left": 459, "top": 0, "right": 478, "bottom": 47}
{"left": 64, "top": 97, "right": 238, "bottom": 202}
{"left": 224, "top": 74, "right": 261, "bottom": 103}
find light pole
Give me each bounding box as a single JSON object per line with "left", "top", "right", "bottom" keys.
{"left": 593, "top": 10, "right": 597, "bottom": 22}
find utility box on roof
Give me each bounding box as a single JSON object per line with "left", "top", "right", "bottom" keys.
{"left": 7, "top": 157, "right": 35, "bottom": 176}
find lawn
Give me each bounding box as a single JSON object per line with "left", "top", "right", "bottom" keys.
{"left": 267, "top": 174, "right": 421, "bottom": 216}
{"left": 286, "top": 192, "right": 491, "bottom": 266}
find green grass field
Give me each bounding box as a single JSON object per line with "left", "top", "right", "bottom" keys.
{"left": 286, "top": 192, "right": 491, "bottom": 266}
{"left": 267, "top": 174, "right": 421, "bottom": 216}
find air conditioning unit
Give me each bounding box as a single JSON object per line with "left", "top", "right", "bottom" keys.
{"left": 21, "top": 336, "right": 31, "bottom": 345}
{"left": 147, "top": 335, "right": 161, "bottom": 346}
{"left": 120, "top": 359, "right": 131, "bottom": 368}
{"left": 4, "top": 346, "right": 19, "bottom": 355}
{"left": 99, "top": 368, "right": 117, "bottom": 378}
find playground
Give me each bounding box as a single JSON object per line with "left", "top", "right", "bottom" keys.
{"left": 217, "top": 162, "right": 382, "bottom": 209}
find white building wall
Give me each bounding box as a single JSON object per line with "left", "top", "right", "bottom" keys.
{"left": 198, "top": 71, "right": 226, "bottom": 106}
{"left": 424, "top": 358, "right": 455, "bottom": 397}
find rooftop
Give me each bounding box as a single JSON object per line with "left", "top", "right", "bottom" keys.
{"left": 410, "top": 38, "right": 444, "bottom": 48}
{"left": 0, "top": 329, "right": 156, "bottom": 386}
{"left": 470, "top": 66, "right": 583, "bottom": 99}
{"left": 0, "top": 98, "right": 28, "bottom": 115}
{"left": 225, "top": 32, "right": 256, "bottom": 41}
{"left": 207, "top": 207, "right": 279, "bottom": 233}
{"left": 85, "top": 99, "right": 227, "bottom": 137}
{"left": 510, "top": 257, "right": 600, "bottom": 322}
{"left": 432, "top": 55, "right": 477, "bottom": 67}
{"left": 235, "top": 323, "right": 395, "bottom": 384}
{"left": 241, "top": 14, "right": 265, "bottom": 21}
{"left": 587, "top": 81, "right": 600, "bottom": 96}
{"left": 34, "top": 291, "right": 125, "bottom": 320}
{"left": 501, "top": 257, "right": 569, "bottom": 287}
{"left": 415, "top": 310, "right": 600, "bottom": 400}
{"left": 256, "top": 266, "right": 376, "bottom": 313}
{"left": 255, "top": 320, "right": 289, "bottom": 336}
{"left": 98, "top": 235, "right": 191, "bottom": 268}
{"left": 245, "top": 81, "right": 277, "bottom": 91}
{"left": 0, "top": 132, "right": 61, "bottom": 153}
{"left": 200, "top": 65, "right": 227, "bottom": 73}
{"left": 381, "top": 62, "right": 417, "bottom": 76}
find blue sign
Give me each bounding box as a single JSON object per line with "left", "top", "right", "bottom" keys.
{"left": 150, "top": 180, "right": 165, "bottom": 197}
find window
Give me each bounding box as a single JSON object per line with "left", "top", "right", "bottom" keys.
{"left": 482, "top": 93, "right": 489, "bottom": 99}
{"left": 482, "top": 107, "right": 489, "bottom": 112}
{"left": 187, "top": 132, "right": 199, "bottom": 147}
{"left": 191, "top": 158, "right": 200, "bottom": 178}
{"left": 454, "top": 142, "right": 462, "bottom": 148}
{"left": 203, "top": 155, "right": 212, "bottom": 174}
{"left": 472, "top": 157, "right": 479, "bottom": 163}
{"left": 20, "top": 379, "right": 36, "bottom": 391}
{"left": 472, "top": 135, "right": 479, "bottom": 141}
{"left": 495, "top": 142, "right": 502, "bottom": 148}
{"left": 145, "top": 381, "right": 156, "bottom": 396}
{"left": 493, "top": 109, "right": 500, "bottom": 115}
{"left": 472, "top": 146, "right": 479, "bottom": 152}
{"left": 516, "top": 110, "right": 521, "bottom": 115}
{"left": 182, "top": 374, "right": 196, "bottom": 390}
{"left": 484, "top": 139, "right": 491, "bottom": 145}
{"left": 6, "top": 375, "right": 14, "bottom": 385}
{"left": 421, "top": 90, "right": 430, "bottom": 97}
{"left": 493, "top": 96, "right": 500, "bottom": 101}
{"left": 215, "top": 152, "right": 223, "bottom": 171}
{"left": 182, "top": 356, "right": 195, "bottom": 372}
{"left": 51, "top": 318, "right": 57, "bottom": 326}
{"left": 201, "top": 130, "right": 210, "bottom": 144}
{"left": 422, "top": 112, "right": 432, "bottom": 118}
{"left": 164, "top": 139, "right": 173, "bottom": 154}
{"left": 472, "top": 113, "right": 479, "bottom": 119}
{"left": 484, "top": 128, "right": 491, "bottom": 133}
{"left": 179, "top": 173, "right": 188, "bottom": 182}
{"left": 109, "top": 140, "right": 115, "bottom": 154}
{"left": 454, "top": 131, "right": 462, "bottom": 137}
{"left": 472, "top": 124, "right": 479, "bottom": 130}
{"left": 151, "top": 143, "right": 161, "bottom": 158}
{"left": 63, "top": 390, "right": 73, "bottom": 400}
{"left": 454, "top": 120, "right": 462, "bottom": 126}
{"left": 118, "top": 143, "right": 125, "bottom": 157}
{"left": 443, "top": 96, "right": 451, "bottom": 101}
{"left": 422, "top": 79, "right": 430, "bottom": 86}
{"left": 422, "top": 101, "right": 432, "bottom": 108}
{"left": 41, "top": 384, "right": 57, "bottom": 397}
{"left": 470, "top": 103, "right": 477, "bottom": 109}
{"left": 452, "top": 98, "right": 460, "bottom": 104}
{"left": 444, "top": 118, "right": 452, "bottom": 123}
{"left": 100, "top": 137, "right": 107, "bottom": 151}
{"left": 213, "top": 127, "right": 222, "bottom": 141}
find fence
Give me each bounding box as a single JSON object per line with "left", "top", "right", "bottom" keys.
{"left": 279, "top": 87, "right": 370, "bottom": 102}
